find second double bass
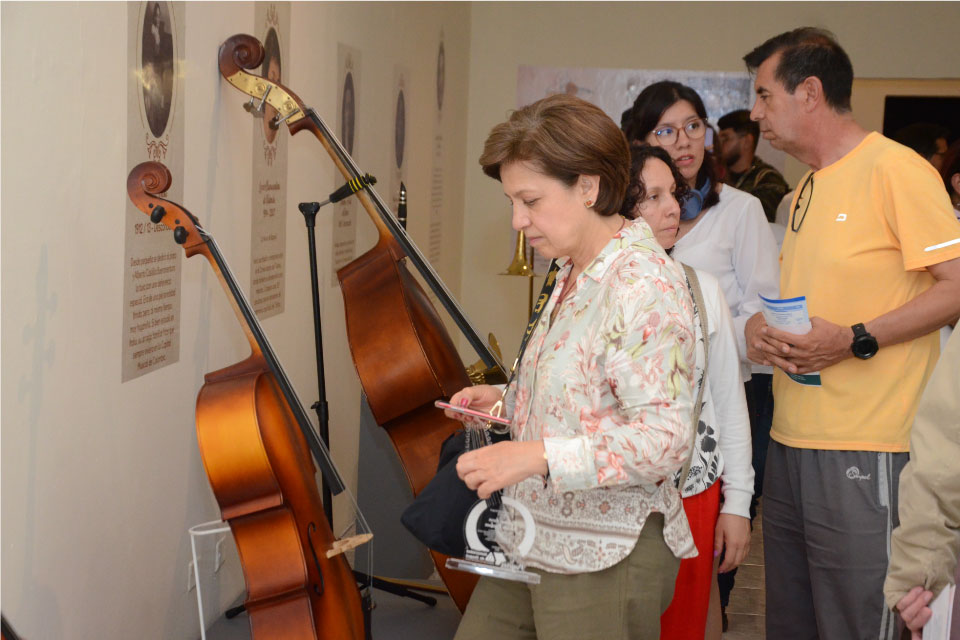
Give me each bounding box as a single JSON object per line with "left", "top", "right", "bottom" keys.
{"left": 219, "top": 34, "right": 506, "bottom": 611}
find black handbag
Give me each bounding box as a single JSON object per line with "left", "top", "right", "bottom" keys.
{"left": 400, "top": 428, "right": 509, "bottom": 557}
{"left": 400, "top": 260, "right": 561, "bottom": 558}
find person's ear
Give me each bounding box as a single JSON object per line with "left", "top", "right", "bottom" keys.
{"left": 796, "top": 76, "right": 823, "bottom": 113}
{"left": 579, "top": 175, "right": 601, "bottom": 205}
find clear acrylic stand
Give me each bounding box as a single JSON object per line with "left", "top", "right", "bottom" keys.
{"left": 445, "top": 497, "right": 540, "bottom": 584}
{"left": 189, "top": 520, "right": 232, "bottom": 640}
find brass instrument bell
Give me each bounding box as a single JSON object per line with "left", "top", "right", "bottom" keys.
{"left": 501, "top": 230, "right": 539, "bottom": 319}
{"left": 501, "top": 230, "right": 537, "bottom": 277}
{"left": 466, "top": 333, "right": 507, "bottom": 385}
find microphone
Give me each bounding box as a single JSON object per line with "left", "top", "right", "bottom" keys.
{"left": 320, "top": 173, "right": 377, "bottom": 207}
{"left": 398, "top": 182, "right": 407, "bottom": 230}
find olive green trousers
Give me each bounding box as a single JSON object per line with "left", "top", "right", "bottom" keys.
{"left": 454, "top": 513, "right": 680, "bottom": 640}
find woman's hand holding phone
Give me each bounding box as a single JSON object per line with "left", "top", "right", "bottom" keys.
{"left": 442, "top": 384, "right": 504, "bottom": 424}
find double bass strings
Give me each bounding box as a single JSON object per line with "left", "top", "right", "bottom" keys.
{"left": 306, "top": 108, "right": 507, "bottom": 376}
{"left": 202, "top": 230, "right": 374, "bottom": 550}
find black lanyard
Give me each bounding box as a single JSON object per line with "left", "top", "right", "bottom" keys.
{"left": 482, "top": 259, "right": 561, "bottom": 444}
{"left": 511, "top": 259, "right": 562, "bottom": 378}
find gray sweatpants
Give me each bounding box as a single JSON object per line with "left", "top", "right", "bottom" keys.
{"left": 763, "top": 440, "right": 908, "bottom": 640}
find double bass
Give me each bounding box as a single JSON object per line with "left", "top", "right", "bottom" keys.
{"left": 127, "top": 162, "right": 369, "bottom": 639}
{"left": 218, "top": 34, "right": 506, "bottom": 611}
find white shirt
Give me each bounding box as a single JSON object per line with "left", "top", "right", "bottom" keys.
{"left": 769, "top": 222, "right": 786, "bottom": 252}
{"left": 672, "top": 184, "right": 781, "bottom": 381}
{"left": 775, "top": 190, "right": 794, "bottom": 227}
{"left": 676, "top": 268, "right": 754, "bottom": 518}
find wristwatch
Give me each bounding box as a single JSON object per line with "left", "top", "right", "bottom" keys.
{"left": 851, "top": 323, "right": 879, "bottom": 360}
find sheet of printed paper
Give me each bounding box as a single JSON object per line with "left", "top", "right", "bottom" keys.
{"left": 924, "top": 583, "right": 956, "bottom": 640}
{"left": 759, "top": 294, "right": 822, "bottom": 387}
{"left": 249, "top": 2, "right": 290, "bottom": 318}
{"left": 121, "top": 0, "right": 185, "bottom": 382}
{"left": 428, "top": 34, "right": 445, "bottom": 271}
{"left": 331, "top": 43, "right": 361, "bottom": 285}
{"left": 390, "top": 65, "right": 409, "bottom": 216}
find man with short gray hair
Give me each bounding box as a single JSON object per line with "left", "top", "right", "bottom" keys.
{"left": 742, "top": 27, "right": 960, "bottom": 639}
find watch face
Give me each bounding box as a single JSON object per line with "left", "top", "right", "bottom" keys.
{"left": 853, "top": 336, "right": 878, "bottom": 359}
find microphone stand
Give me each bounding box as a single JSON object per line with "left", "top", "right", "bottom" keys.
{"left": 227, "top": 189, "right": 442, "bottom": 634}
{"left": 297, "top": 200, "right": 438, "bottom": 614}
{"left": 298, "top": 201, "right": 335, "bottom": 525}
{"left": 226, "top": 203, "right": 380, "bottom": 628}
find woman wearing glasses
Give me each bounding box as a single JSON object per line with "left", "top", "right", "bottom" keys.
{"left": 625, "top": 81, "right": 780, "bottom": 639}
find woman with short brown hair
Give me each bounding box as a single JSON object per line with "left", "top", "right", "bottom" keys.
{"left": 479, "top": 94, "right": 630, "bottom": 216}
{"left": 445, "top": 94, "right": 699, "bottom": 639}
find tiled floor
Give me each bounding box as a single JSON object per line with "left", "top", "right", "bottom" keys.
{"left": 723, "top": 506, "right": 765, "bottom": 639}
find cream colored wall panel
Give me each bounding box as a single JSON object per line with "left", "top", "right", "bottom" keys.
{"left": 1, "top": 1, "right": 472, "bottom": 637}
{"left": 462, "top": 2, "right": 960, "bottom": 361}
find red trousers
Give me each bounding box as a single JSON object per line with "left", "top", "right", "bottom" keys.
{"left": 660, "top": 481, "right": 721, "bottom": 639}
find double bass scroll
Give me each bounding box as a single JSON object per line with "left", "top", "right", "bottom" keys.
{"left": 218, "top": 34, "right": 505, "bottom": 381}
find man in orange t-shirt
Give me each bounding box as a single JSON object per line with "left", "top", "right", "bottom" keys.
{"left": 742, "top": 28, "right": 960, "bottom": 640}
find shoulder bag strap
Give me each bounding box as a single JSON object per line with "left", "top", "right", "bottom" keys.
{"left": 679, "top": 263, "right": 709, "bottom": 486}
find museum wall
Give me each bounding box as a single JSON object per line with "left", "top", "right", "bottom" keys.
{"left": 3, "top": 2, "right": 960, "bottom": 638}
{"left": 0, "top": 2, "right": 470, "bottom": 637}
{"left": 459, "top": 1, "right": 960, "bottom": 363}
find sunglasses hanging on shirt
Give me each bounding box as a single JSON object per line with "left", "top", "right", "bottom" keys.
{"left": 791, "top": 172, "right": 815, "bottom": 232}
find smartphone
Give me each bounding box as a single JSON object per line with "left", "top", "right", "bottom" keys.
{"left": 434, "top": 400, "right": 511, "bottom": 426}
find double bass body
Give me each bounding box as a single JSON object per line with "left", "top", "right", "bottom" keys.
{"left": 197, "top": 356, "right": 365, "bottom": 639}
{"left": 338, "top": 239, "right": 482, "bottom": 612}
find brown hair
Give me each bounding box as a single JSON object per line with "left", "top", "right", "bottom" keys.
{"left": 743, "top": 27, "right": 853, "bottom": 113}
{"left": 479, "top": 94, "right": 630, "bottom": 216}
{"left": 941, "top": 139, "right": 960, "bottom": 201}
{"left": 620, "top": 145, "right": 691, "bottom": 219}
{"left": 623, "top": 81, "right": 720, "bottom": 211}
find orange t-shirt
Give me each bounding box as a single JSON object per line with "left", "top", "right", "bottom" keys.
{"left": 772, "top": 132, "right": 960, "bottom": 452}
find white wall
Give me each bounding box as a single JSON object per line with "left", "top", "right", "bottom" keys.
{"left": 0, "top": 2, "right": 471, "bottom": 637}
{"left": 460, "top": 1, "right": 960, "bottom": 363}
{"left": 4, "top": 2, "right": 960, "bottom": 638}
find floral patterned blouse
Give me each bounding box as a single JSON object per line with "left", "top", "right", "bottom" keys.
{"left": 496, "top": 219, "right": 698, "bottom": 574}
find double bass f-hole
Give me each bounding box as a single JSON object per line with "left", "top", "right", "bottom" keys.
{"left": 307, "top": 522, "right": 326, "bottom": 597}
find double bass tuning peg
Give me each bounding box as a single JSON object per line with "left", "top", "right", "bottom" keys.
{"left": 243, "top": 85, "right": 272, "bottom": 119}
{"left": 243, "top": 98, "right": 265, "bottom": 119}
{"left": 173, "top": 226, "right": 189, "bottom": 244}
{"left": 150, "top": 205, "right": 166, "bottom": 224}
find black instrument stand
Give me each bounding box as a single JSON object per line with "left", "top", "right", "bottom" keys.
{"left": 223, "top": 202, "right": 442, "bottom": 634}
{"left": 299, "top": 201, "right": 335, "bottom": 525}
{"left": 297, "top": 202, "right": 439, "bottom": 611}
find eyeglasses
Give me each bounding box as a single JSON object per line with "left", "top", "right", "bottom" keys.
{"left": 791, "top": 172, "right": 814, "bottom": 232}
{"left": 653, "top": 119, "right": 707, "bottom": 146}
